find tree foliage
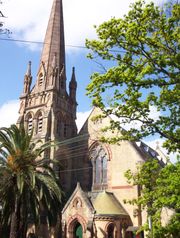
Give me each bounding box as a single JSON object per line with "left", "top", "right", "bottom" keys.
{"left": 0, "top": 125, "right": 62, "bottom": 238}
{"left": 86, "top": 0, "right": 180, "bottom": 153}
{"left": 125, "top": 159, "right": 180, "bottom": 237}
{"left": 0, "top": 1, "right": 11, "bottom": 35}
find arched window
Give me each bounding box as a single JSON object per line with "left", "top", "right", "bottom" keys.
{"left": 107, "top": 223, "right": 115, "bottom": 238}
{"left": 64, "top": 123, "right": 68, "bottom": 137}
{"left": 102, "top": 155, "right": 108, "bottom": 183}
{"left": 95, "top": 156, "right": 101, "bottom": 184}
{"left": 39, "top": 73, "right": 44, "bottom": 86}
{"left": 90, "top": 144, "right": 108, "bottom": 189}
{"left": 37, "top": 112, "right": 43, "bottom": 133}
{"left": 57, "top": 118, "right": 61, "bottom": 136}
{"left": 63, "top": 117, "right": 70, "bottom": 138}
{"left": 27, "top": 113, "right": 33, "bottom": 134}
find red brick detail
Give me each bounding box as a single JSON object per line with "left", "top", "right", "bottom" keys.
{"left": 89, "top": 141, "right": 112, "bottom": 160}
{"left": 111, "top": 185, "right": 133, "bottom": 189}
{"left": 67, "top": 214, "right": 87, "bottom": 233}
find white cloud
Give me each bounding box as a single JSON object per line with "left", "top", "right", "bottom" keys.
{"left": 2, "top": 0, "right": 165, "bottom": 51}
{"left": 76, "top": 109, "right": 178, "bottom": 163}
{"left": 144, "top": 138, "right": 178, "bottom": 163}
{"left": 0, "top": 99, "right": 90, "bottom": 132}
{"left": 76, "top": 110, "right": 91, "bottom": 132}
{"left": 0, "top": 102, "right": 177, "bottom": 163}
{"left": 110, "top": 105, "right": 161, "bottom": 131}
{"left": 0, "top": 100, "right": 19, "bottom": 127}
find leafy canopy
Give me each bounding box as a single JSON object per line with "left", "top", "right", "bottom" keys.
{"left": 125, "top": 159, "right": 180, "bottom": 238}
{"left": 86, "top": 0, "right": 180, "bottom": 153}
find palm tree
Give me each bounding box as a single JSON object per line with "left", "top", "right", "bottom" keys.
{"left": 0, "top": 124, "right": 62, "bottom": 238}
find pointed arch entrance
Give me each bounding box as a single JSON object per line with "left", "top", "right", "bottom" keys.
{"left": 74, "top": 222, "right": 83, "bottom": 238}
{"left": 67, "top": 215, "right": 86, "bottom": 238}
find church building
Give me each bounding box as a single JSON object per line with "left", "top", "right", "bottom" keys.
{"left": 17, "top": 0, "right": 166, "bottom": 237}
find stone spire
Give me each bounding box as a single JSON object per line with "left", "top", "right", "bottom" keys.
{"left": 23, "top": 61, "right": 32, "bottom": 94}
{"left": 69, "top": 67, "right": 77, "bottom": 101}
{"left": 26, "top": 61, "right": 32, "bottom": 77}
{"left": 39, "top": 0, "right": 66, "bottom": 83}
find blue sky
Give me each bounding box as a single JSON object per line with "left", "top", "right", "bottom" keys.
{"left": 1, "top": 0, "right": 175, "bottom": 160}
{"left": 2, "top": 0, "right": 158, "bottom": 125}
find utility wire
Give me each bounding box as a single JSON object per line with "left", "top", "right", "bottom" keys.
{"left": 45, "top": 132, "right": 106, "bottom": 173}
{"left": 54, "top": 140, "right": 94, "bottom": 162}
{"left": 0, "top": 37, "right": 87, "bottom": 49}
{"left": 47, "top": 133, "right": 96, "bottom": 160}
{"left": 58, "top": 166, "right": 92, "bottom": 173}
{"left": 0, "top": 37, "right": 126, "bottom": 53}
{"left": 56, "top": 150, "right": 89, "bottom": 160}
{"left": 55, "top": 133, "right": 90, "bottom": 146}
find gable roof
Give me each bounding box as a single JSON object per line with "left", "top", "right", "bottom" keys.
{"left": 62, "top": 184, "right": 129, "bottom": 219}
{"left": 61, "top": 182, "right": 95, "bottom": 214}
{"left": 78, "top": 107, "right": 166, "bottom": 163}
{"left": 92, "top": 191, "right": 128, "bottom": 216}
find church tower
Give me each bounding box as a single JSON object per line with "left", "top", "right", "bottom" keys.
{"left": 17, "top": 0, "right": 77, "bottom": 176}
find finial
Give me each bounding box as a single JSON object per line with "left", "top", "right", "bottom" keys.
{"left": 72, "top": 66, "right": 75, "bottom": 74}
{"left": 69, "top": 66, "right": 77, "bottom": 99}
{"left": 26, "top": 61, "right": 32, "bottom": 76}
{"left": 23, "top": 61, "right": 32, "bottom": 94}
{"left": 71, "top": 67, "right": 76, "bottom": 82}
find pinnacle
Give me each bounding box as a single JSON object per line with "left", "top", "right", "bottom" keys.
{"left": 39, "top": 0, "right": 65, "bottom": 77}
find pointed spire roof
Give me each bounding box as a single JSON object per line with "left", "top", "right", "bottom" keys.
{"left": 40, "top": 0, "right": 65, "bottom": 76}
{"left": 26, "top": 61, "right": 32, "bottom": 76}
{"left": 69, "top": 67, "right": 77, "bottom": 88}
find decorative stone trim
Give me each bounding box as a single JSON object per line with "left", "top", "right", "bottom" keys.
{"left": 111, "top": 185, "right": 134, "bottom": 189}
{"left": 67, "top": 214, "right": 87, "bottom": 233}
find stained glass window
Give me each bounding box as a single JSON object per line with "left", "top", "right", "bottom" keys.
{"left": 90, "top": 144, "right": 108, "bottom": 187}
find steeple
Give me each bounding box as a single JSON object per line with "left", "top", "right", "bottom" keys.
{"left": 39, "top": 0, "right": 66, "bottom": 89}
{"left": 26, "top": 61, "right": 32, "bottom": 77}
{"left": 18, "top": 0, "right": 77, "bottom": 146}
{"left": 23, "top": 61, "right": 32, "bottom": 95}
{"left": 69, "top": 67, "right": 77, "bottom": 101}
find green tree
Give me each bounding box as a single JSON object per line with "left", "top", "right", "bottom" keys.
{"left": 0, "top": 125, "right": 62, "bottom": 238}
{"left": 86, "top": 0, "right": 180, "bottom": 153}
{"left": 125, "top": 160, "right": 180, "bottom": 237}
{"left": 155, "top": 161, "right": 180, "bottom": 237}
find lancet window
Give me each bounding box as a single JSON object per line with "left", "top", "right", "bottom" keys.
{"left": 39, "top": 73, "right": 44, "bottom": 86}
{"left": 64, "top": 123, "right": 68, "bottom": 137}
{"left": 27, "top": 113, "right": 33, "bottom": 134}
{"left": 37, "top": 112, "right": 43, "bottom": 133}
{"left": 90, "top": 144, "right": 108, "bottom": 189}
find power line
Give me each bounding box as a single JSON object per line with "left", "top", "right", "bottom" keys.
{"left": 0, "top": 37, "right": 126, "bottom": 53}
{"left": 0, "top": 37, "right": 87, "bottom": 49}
{"left": 42, "top": 132, "right": 106, "bottom": 174}
{"left": 55, "top": 133, "right": 90, "bottom": 146}
{"left": 58, "top": 166, "right": 92, "bottom": 173}
{"left": 50, "top": 133, "right": 108, "bottom": 174}
{"left": 54, "top": 135, "right": 94, "bottom": 162}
